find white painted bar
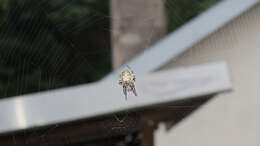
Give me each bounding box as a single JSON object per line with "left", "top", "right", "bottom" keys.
{"left": 0, "top": 61, "right": 232, "bottom": 134}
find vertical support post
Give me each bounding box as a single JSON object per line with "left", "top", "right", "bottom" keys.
{"left": 110, "top": 0, "right": 167, "bottom": 69}
{"left": 140, "top": 120, "right": 156, "bottom": 146}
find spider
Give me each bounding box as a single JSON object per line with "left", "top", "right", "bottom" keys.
{"left": 119, "top": 66, "right": 137, "bottom": 100}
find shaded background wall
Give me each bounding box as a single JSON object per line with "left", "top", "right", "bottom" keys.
{"left": 157, "top": 3, "right": 260, "bottom": 146}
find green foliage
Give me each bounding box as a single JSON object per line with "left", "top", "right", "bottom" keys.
{"left": 0, "top": 0, "right": 111, "bottom": 99}
{"left": 165, "top": 0, "right": 220, "bottom": 32}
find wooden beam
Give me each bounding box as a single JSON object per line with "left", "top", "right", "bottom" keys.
{"left": 111, "top": 0, "right": 166, "bottom": 69}
{"left": 0, "top": 61, "right": 232, "bottom": 135}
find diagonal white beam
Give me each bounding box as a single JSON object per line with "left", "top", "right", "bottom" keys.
{"left": 0, "top": 61, "right": 232, "bottom": 134}
{"left": 102, "top": 0, "right": 259, "bottom": 81}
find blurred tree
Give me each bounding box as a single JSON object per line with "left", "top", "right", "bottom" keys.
{"left": 165, "top": 0, "right": 220, "bottom": 32}
{"left": 0, "top": 0, "right": 111, "bottom": 98}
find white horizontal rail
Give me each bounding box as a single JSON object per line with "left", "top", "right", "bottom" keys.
{"left": 0, "top": 61, "right": 232, "bottom": 134}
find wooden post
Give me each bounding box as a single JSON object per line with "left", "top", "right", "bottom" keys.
{"left": 110, "top": 0, "right": 167, "bottom": 69}
{"left": 140, "top": 120, "right": 157, "bottom": 146}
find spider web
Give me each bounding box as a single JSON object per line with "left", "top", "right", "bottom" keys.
{"left": 0, "top": 0, "right": 220, "bottom": 145}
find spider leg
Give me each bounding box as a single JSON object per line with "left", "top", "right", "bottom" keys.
{"left": 131, "top": 83, "right": 137, "bottom": 96}
{"left": 123, "top": 86, "right": 127, "bottom": 100}
{"left": 126, "top": 65, "right": 131, "bottom": 70}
